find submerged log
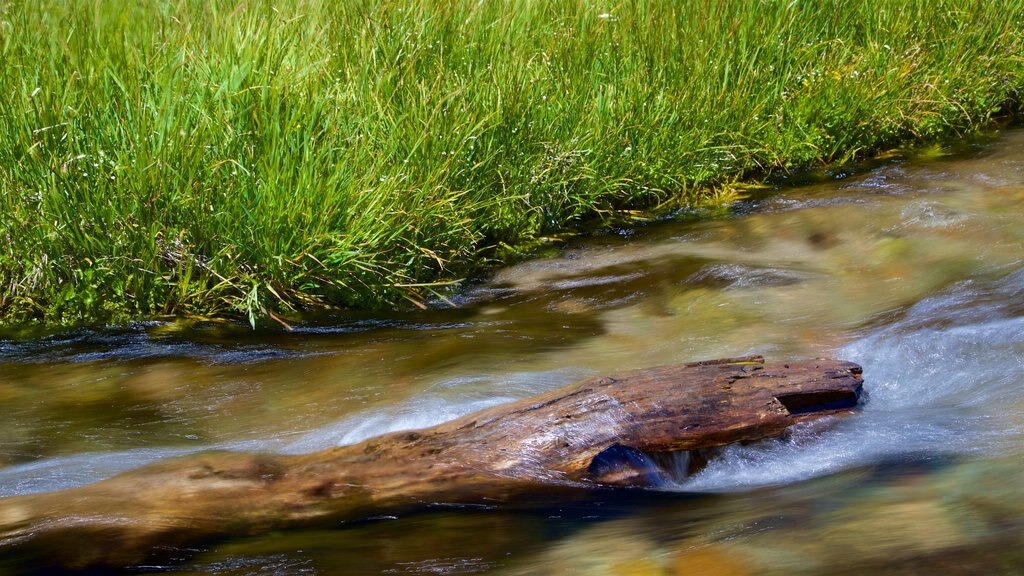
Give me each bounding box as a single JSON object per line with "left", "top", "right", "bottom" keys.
{"left": 0, "top": 356, "right": 862, "bottom": 569}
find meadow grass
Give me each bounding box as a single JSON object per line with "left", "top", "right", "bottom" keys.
{"left": 1, "top": 0, "right": 1023, "bottom": 326}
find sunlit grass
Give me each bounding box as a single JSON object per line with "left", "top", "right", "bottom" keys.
{"left": 1, "top": 0, "right": 1023, "bottom": 325}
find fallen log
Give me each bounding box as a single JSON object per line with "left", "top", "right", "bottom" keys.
{"left": 0, "top": 356, "right": 862, "bottom": 569}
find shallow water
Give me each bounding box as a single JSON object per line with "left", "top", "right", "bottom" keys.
{"left": 2, "top": 130, "right": 1024, "bottom": 574}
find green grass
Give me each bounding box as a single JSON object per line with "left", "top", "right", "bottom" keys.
{"left": 1, "top": 0, "right": 1023, "bottom": 326}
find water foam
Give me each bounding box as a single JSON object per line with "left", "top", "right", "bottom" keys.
{"left": 679, "top": 268, "right": 1024, "bottom": 491}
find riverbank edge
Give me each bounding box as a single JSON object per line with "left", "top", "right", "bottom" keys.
{"left": 3, "top": 1, "right": 1023, "bottom": 328}
{"left": 7, "top": 116, "right": 1021, "bottom": 335}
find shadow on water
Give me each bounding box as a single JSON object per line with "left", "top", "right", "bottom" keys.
{"left": 0, "top": 484, "right": 715, "bottom": 575}
{"left": 0, "top": 456, "right": 984, "bottom": 576}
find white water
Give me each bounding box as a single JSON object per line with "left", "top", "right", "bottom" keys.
{"left": 681, "top": 267, "right": 1024, "bottom": 491}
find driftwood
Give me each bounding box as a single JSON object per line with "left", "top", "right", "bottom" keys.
{"left": 0, "top": 356, "right": 862, "bottom": 569}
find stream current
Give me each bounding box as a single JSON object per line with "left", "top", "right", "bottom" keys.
{"left": 2, "top": 130, "right": 1024, "bottom": 574}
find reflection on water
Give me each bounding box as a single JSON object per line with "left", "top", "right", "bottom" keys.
{"left": 3, "top": 130, "right": 1024, "bottom": 573}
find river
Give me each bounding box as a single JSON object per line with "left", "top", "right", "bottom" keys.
{"left": 2, "top": 130, "right": 1024, "bottom": 574}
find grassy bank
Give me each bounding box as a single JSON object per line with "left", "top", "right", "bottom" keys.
{"left": 1, "top": 0, "right": 1022, "bottom": 326}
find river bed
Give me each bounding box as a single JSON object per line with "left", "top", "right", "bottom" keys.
{"left": 2, "top": 130, "right": 1024, "bottom": 574}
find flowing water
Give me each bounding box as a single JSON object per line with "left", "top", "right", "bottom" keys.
{"left": 3, "top": 130, "right": 1024, "bottom": 574}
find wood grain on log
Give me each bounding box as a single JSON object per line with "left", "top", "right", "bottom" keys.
{"left": 0, "top": 356, "right": 862, "bottom": 569}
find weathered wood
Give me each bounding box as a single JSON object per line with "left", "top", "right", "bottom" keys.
{"left": 0, "top": 356, "right": 862, "bottom": 569}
